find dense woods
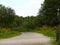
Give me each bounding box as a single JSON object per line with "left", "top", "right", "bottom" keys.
{"left": 0, "top": 0, "right": 60, "bottom": 30}
{"left": 0, "top": 0, "right": 60, "bottom": 45}
{"left": 0, "top": 5, "right": 15, "bottom": 28}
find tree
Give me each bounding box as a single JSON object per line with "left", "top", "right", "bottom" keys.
{"left": 38, "top": 0, "right": 60, "bottom": 26}
{"left": 0, "top": 4, "right": 15, "bottom": 28}
{"left": 19, "top": 16, "right": 37, "bottom": 32}
{"left": 38, "top": 0, "right": 60, "bottom": 44}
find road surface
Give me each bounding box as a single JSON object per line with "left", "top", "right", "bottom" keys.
{"left": 0, "top": 32, "right": 52, "bottom": 45}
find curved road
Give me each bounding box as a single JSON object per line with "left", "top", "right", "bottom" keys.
{"left": 0, "top": 32, "right": 52, "bottom": 45}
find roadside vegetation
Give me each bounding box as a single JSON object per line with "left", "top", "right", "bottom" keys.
{"left": 52, "top": 40, "right": 58, "bottom": 45}
{"left": 0, "top": 28, "right": 21, "bottom": 39}
{"left": 0, "top": 0, "right": 60, "bottom": 45}
{"left": 33, "top": 27, "right": 56, "bottom": 38}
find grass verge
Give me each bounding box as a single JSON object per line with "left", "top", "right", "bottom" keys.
{"left": 0, "top": 31, "right": 21, "bottom": 39}
{"left": 52, "top": 39, "right": 58, "bottom": 45}
{"left": 33, "top": 28, "right": 56, "bottom": 38}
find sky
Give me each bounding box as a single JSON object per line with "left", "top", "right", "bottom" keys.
{"left": 0, "top": 0, "right": 44, "bottom": 17}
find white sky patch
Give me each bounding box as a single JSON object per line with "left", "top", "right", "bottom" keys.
{"left": 0, "top": 0, "right": 44, "bottom": 17}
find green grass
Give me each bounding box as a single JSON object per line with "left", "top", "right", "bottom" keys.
{"left": 52, "top": 39, "right": 58, "bottom": 45}
{"left": 0, "top": 31, "right": 21, "bottom": 39}
{"left": 33, "top": 28, "right": 56, "bottom": 38}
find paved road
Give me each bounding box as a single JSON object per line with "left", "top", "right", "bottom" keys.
{"left": 0, "top": 32, "right": 52, "bottom": 45}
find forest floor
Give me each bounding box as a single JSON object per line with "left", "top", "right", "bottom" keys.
{"left": 0, "top": 32, "right": 52, "bottom": 45}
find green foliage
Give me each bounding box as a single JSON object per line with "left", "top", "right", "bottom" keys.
{"left": 34, "top": 27, "right": 56, "bottom": 38}
{"left": 0, "top": 31, "right": 21, "bottom": 39}
{"left": 56, "top": 26, "right": 60, "bottom": 45}
{"left": 37, "top": 0, "right": 60, "bottom": 26}
{"left": 0, "top": 4, "right": 15, "bottom": 28}
{"left": 0, "top": 2, "right": 58, "bottom": 43}
{"left": 37, "top": 0, "right": 60, "bottom": 44}
{"left": 52, "top": 39, "right": 58, "bottom": 45}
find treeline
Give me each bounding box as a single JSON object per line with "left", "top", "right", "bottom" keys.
{"left": 0, "top": 5, "right": 15, "bottom": 28}
{"left": 12, "top": 16, "right": 38, "bottom": 31}
{"left": 0, "top": 0, "right": 60, "bottom": 31}
{"left": 0, "top": 4, "right": 38, "bottom": 31}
